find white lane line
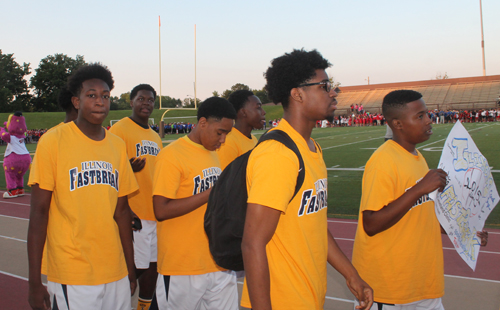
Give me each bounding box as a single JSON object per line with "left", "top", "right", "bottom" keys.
{"left": 444, "top": 274, "right": 500, "bottom": 284}
{"left": 0, "top": 214, "right": 29, "bottom": 221}
{"left": 327, "top": 220, "right": 357, "bottom": 224}
{"left": 0, "top": 201, "right": 30, "bottom": 206}
{"left": 442, "top": 247, "right": 500, "bottom": 255}
{"left": 0, "top": 235, "right": 26, "bottom": 242}
{"left": 322, "top": 137, "right": 381, "bottom": 150}
{"left": 327, "top": 167, "right": 364, "bottom": 171}
{"left": 0, "top": 270, "right": 28, "bottom": 281}
{"left": 417, "top": 123, "right": 494, "bottom": 150}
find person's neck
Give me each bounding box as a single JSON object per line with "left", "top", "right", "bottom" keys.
{"left": 130, "top": 114, "right": 149, "bottom": 128}
{"left": 187, "top": 127, "right": 202, "bottom": 145}
{"left": 282, "top": 110, "right": 314, "bottom": 143}
{"left": 234, "top": 120, "right": 252, "bottom": 138}
{"left": 392, "top": 136, "right": 417, "bottom": 155}
{"left": 73, "top": 119, "right": 105, "bottom": 141}
{"left": 64, "top": 109, "right": 78, "bottom": 123}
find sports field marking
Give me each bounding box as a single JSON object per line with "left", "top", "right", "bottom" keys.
{"left": 327, "top": 220, "right": 357, "bottom": 224}
{"left": 0, "top": 214, "right": 28, "bottom": 221}
{"left": 0, "top": 234, "right": 26, "bottom": 242}
{"left": 0, "top": 201, "right": 29, "bottom": 207}
{"left": 327, "top": 167, "right": 364, "bottom": 171}
{"left": 0, "top": 270, "right": 28, "bottom": 281}
{"left": 314, "top": 128, "right": 386, "bottom": 140}
{"left": 322, "top": 137, "right": 381, "bottom": 150}
{"left": 444, "top": 274, "right": 500, "bottom": 284}
{"left": 416, "top": 123, "right": 495, "bottom": 150}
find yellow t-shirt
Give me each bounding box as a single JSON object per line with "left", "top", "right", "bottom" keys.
{"left": 352, "top": 140, "right": 444, "bottom": 304}
{"left": 216, "top": 128, "right": 257, "bottom": 170}
{"left": 240, "top": 119, "right": 329, "bottom": 310}
{"left": 153, "top": 136, "right": 224, "bottom": 275}
{"left": 110, "top": 117, "right": 163, "bottom": 221}
{"left": 28, "top": 122, "right": 139, "bottom": 285}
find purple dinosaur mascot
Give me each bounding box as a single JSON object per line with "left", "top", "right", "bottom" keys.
{"left": 1, "top": 112, "right": 31, "bottom": 198}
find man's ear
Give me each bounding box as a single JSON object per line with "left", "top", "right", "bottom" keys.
{"left": 392, "top": 118, "right": 403, "bottom": 130}
{"left": 198, "top": 117, "right": 207, "bottom": 128}
{"left": 71, "top": 96, "right": 80, "bottom": 110}
{"left": 290, "top": 88, "right": 303, "bottom": 103}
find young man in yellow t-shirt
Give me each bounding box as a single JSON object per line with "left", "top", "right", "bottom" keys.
{"left": 151, "top": 97, "right": 237, "bottom": 310}
{"left": 110, "top": 84, "right": 163, "bottom": 310}
{"left": 216, "top": 89, "right": 266, "bottom": 169}
{"left": 27, "top": 63, "right": 139, "bottom": 310}
{"left": 240, "top": 49, "right": 373, "bottom": 310}
{"left": 352, "top": 90, "right": 489, "bottom": 310}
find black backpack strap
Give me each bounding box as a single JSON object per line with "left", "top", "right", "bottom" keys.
{"left": 257, "top": 130, "right": 305, "bottom": 202}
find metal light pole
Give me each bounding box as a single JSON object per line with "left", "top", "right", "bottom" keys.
{"left": 479, "top": 0, "right": 486, "bottom": 76}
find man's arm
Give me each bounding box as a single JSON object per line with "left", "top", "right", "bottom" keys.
{"left": 241, "top": 203, "right": 281, "bottom": 310}
{"left": 363, "top": 169, "right": 447, "bottom": 236}
{"left": 27, "top": 184, "right": 52, "bottom": 310}
{"left": 153, "top": 189, "right": 211, "bottom": 221}
{"left": 326, "top": 231, "right": 373, "bottom": 310}
{"left": 114, "top": 196, "right": 137, "bottom": 295}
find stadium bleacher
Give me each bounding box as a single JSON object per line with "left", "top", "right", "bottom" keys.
{"left": 336, "top": 75, "right": 500, "bottom": 114}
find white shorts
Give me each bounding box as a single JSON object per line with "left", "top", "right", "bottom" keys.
{"left": 151, "top": 271, "right": 238, "bottom": 310}
{"left": 133, "top": 219, "right": 157, "bottom": 269}
{"left": 355, "top": 298, "right": 444, "bottom": 310}
{"left": 47, "top": 276, "right": 131, "bottom": 310}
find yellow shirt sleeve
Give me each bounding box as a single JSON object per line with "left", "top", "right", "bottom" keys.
{"left": 28, "top": 132, "right": 56, "bottom": 191}
{"left": 247, "top": 141, "right": 299, "bottom": 213}
{"left": 360, "top": 163, "right": 396, "bottom": 212}
{"left": 153, "top": 152, "right": 182, "bottom": 199}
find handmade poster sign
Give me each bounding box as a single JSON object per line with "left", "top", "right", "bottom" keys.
{"left": 430, "top": 121, "right": 498, "bottom": 270}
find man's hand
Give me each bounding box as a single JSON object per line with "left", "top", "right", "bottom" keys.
{"left": 129, "top": 273, "right": 137, "bottom": 296}
{"left": 477, "top": 230, "right": 488, "bottom": 246}
{"left": 131, "top": 210, "right": 142, "bottom": 231}
{"left": 130, "top": 157, "right": 146, "bottom": 172}
{"left": 416, "top": 169, "right": 448, "bottom": 194}
{"left": 346, "top": 275, "right": 374, "bottom": 310}
{"left": 28, "top": 282, "right": 50, "bottom": 310}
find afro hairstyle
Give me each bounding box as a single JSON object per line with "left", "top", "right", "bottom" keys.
{"left": 67, "top": 63, "right": 114, "bottom": 98}
{"left": 265, "top": 49, "right": 331, "bottom": 109}
{"left": 131, "top": 84, "right": 157, "bottom": 100}
{"left": 197, "top": 97, "right": 237, "bottom": 121}
{"left": 227, "top": 89, "right": 255, "bottom": 113}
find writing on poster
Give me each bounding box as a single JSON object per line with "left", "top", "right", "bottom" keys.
{"left": 432, "top": 121, "right": 498, "bottom": 270}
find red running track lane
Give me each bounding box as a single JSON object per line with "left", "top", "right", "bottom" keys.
{"left": 328, "top": 219, "right": 500, "bottom": 282}
{"left": 0, "top": 193, "right": 30, "bottom": 219}
{"left": 0, "top": 273, "right": 31, "bottom": 310}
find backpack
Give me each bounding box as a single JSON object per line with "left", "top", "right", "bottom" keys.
{"left": 204, "top": 130, "right": 305, "bottom": 271}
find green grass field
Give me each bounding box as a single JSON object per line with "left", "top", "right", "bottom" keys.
{"left": 1, "top": 108, "right": 499, "bottom": 227}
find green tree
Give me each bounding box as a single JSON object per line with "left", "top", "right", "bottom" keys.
{"left": 155, "top": 96, "right": 182, "bottom": 109}
{"left": 212, "top": 90, "right": 220, "bottom": 97}
{"left": 221, "top": 83, "right": 250, "bottom": 99}
{"left": 30, "top": 54, "right": 86, "bottom": 112}
{"left": 0, "top": 50, "right": 31, "bottom": 112}
{"left": 252, "top": 87, "right": 269, "bottom": 104}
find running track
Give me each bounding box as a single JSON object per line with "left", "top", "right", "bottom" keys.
{"left": 1, "top": 194, "right": 499, "bottom": 309}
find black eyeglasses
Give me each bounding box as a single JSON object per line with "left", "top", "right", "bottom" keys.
{"left": 298, "top": 81, "right": 332, "bottom": 93}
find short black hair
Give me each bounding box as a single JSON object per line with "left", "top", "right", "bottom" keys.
{"left": 131, "top": 84, "right": 157, "bottom": 100}
{"left": 265, "top": 49, "right": 331, "bottom": 109}
{"left": 382, "top": 90, "right": 423, "bottom": 121}
{"left": 67, "top": 63, "right": 114, "bottom": 97}
{"left": 228, "top": 90, "right": 255, "bottom": 113}
{"left": 197, "top": 97, "right": 237, "bottom": 121}
{"left": 58, "top": 85, "right": 75, "bottom": 113}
